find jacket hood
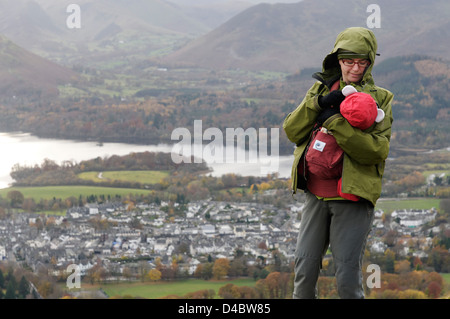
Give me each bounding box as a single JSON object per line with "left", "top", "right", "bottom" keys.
{"left": 314, "top": 27, "right": 378, "bottom": 87}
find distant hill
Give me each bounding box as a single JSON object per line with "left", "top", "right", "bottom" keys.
{"left": 373, "top": 55, "right": 450, "bottom": 121}
{"left": 163, "top": 0, "right": 450, "bottom": 73}
{"left": 0, "top": 0, "right": 210, "bottom": 54}
{"left": 0, "top": 35, "right": 78, "bottom": 99}
{"left": 166, "top": 0, "right": 301, "bottom": 29}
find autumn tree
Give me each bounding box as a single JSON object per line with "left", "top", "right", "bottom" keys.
{"left": 265, "top": 271, "right": 281, "bottom": 298}
{"left": 318, "top": 276, "right": 338, "bottom": 298}
{"left": 184, "top": 289, "right": 215, "bottom": 299}
{"left": 393, "top": 171, "right": 425, "bottom": 192}
{"left": 213, "top": 258, "right": 230, "bottom": 280}
{"left": 399, "top": 289, "right": 427, "bottom": 299}
{"left": 86, "top": 262, "right": 108, "bottom": 284}
{"left": 218, "top": 283, "right": 240, "bottom": 299}
{"left": 37, "top": 281, "right": 53, "bottom": 299}
{"left": 427, "top": 245, "right": 450, "bottom": 272}
{"left": 394, "top": 260, "right": 411, "bottom": 274}
{"left": 254, "top": 279, "right": 269, "bottom": 299}
{"left": 148, "top": 269, "right": 161, "bottom": 282}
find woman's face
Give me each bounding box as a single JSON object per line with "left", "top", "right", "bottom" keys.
{"left": 339, "top": 59, "right": 370, "bottom": 84}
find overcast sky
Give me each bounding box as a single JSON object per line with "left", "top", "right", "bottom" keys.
{"left": 168, "top": 0, "right": 301, "bottom": 5}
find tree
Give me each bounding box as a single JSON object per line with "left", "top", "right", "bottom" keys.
{"left": 18, "top": 276, "right": 29, "bottom": 299}
{"left": 384, "top": 249, "right": 396, "bottom": 273}
{"left": 427, "top": 245, "right": 450, "bottom": 272}
{"left": 213, "top": 258, "right": 230, "bottom": 280}
{"left": 201, "top": 263, "right": 214, "bottom": 280}
{"left": 265, "top": 272, "right": 281, "bottom": 298}
{"left": 5, "top": 281, "right": 16, "bottom": 299}
{"left": 218, "top": 283, "right": 239, "bottom": 299}
{"left": 427, "top": 281, "right": 442, "bottom": 299}
{"left": 395, "top": 260, "right": 410, "bottom": 274}
{"left": 0, "top": 269, "right": 4, "bottom": 289}
{"left": 229, "top": 258, "right": 246, "bottom": 278}
{"left": 398, "top": 289, "right": 427, "bottom": 299}
{"left": 148, "top": 269, "right": 161, "bottom": 282}
{"left": 184, "top": 289, "right": 215, "bottom": 299}
{"left": 254, "top": 279, "right": 269, "bottom": 299}
{"left": 37, "top": 281, "right": 53, "bottom": 299}
{"left": 7, "top": 190, "right": 24, "bottom": 208}
{"left": 318, "top": 276, "right": 338, "bottom": 298}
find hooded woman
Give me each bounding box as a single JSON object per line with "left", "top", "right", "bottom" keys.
{"left": 283, "top": 27, "right": 394, "bottom": 299}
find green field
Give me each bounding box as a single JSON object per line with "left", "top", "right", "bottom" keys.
{"left": 78, "top": 170, "right": 169, "bottom": 184}
{"left": 0, "top": 185, "right": 151, "bottom": 201}
{"left": 375, "top": 198, "right": 441, "bottom": 214}
{"left": 442, "top": 273, "right": 450, "bottom": 284}
{"left": 91, "top": 278, "right": 257, "bottom": 299}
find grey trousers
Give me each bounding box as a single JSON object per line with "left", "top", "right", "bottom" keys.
{"left": 293, "top": 192, "right": 374, "bottom": 299}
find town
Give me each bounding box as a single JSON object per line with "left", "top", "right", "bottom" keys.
{"left": 0, "top": 192, "right": 446, "bottom": 298}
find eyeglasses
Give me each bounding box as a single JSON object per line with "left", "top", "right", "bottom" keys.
{"left": 341, "top": 59, "right": 370, "bottom": 68}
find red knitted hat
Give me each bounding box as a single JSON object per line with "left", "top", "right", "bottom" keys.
{"left": 340, "top": 92, "right": 377, "bottom": 130}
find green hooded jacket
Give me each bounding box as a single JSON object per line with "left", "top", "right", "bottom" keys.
{"left": 283, "top": 27, "right": 394, "bottom": 206}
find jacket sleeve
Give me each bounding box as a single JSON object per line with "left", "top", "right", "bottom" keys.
{"left": 323, "top": 89, "right": 394, "bottom": 165}
{"left": 283, "top": 82, "right": 325, "bottom": 145}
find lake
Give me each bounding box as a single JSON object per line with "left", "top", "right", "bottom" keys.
{"left": 0, "top": 132, "right": 293, "bottom": 189}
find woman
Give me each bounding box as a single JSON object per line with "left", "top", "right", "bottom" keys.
{"left": 283, "top": 27, "right": 394, "bottom": 299}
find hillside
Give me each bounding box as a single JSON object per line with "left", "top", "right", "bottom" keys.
{"left": 163, "top": 0, "right": 450, "bottom": 72}
{"left": 0, "top": 52, "right": 447, "bottom": 155}
{"left": 372, "top": 55, "right": 450, "bottom": 154}
{"left": 0, "top": 0, "right": 213, "bottom": 66}
{"left": 0, "top": 35, "right": 79, "bottom": 99}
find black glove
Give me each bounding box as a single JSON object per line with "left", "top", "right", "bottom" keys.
{"left": 317, "top": 107, "right": 340, "bottom": 126}
{"left": 318, "top": 90, "right": 345, "bottom": 109}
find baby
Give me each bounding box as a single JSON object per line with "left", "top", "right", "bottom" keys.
{"left": 337, "top": 85, "right": 385, "bottom": 200}
{"left": 340, "top": 85, "right": 385, "bottom": 130}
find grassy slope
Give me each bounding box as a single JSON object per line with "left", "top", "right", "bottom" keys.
{"left": 99, "top": 278, "right": 256, "bottom": 299}
{"left": 77, "top": 170, "right": 169, "bottom": 184}
{"left": 376, "top": 198, "right": 441, "bottom": 214}
{"left": 0, "top": 185, "right": 151, "bottom": 201}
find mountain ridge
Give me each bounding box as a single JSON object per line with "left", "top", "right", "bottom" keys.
{"left": 162, "top": 0, "right": 450, "bottom": 73}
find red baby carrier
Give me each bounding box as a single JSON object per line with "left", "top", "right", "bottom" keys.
{"left": 301, "top": 81, "right": 360, "bottom": 201}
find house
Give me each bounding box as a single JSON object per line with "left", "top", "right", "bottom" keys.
{"left": 392, "top": 209, "right": 437, "bottom": 228}
{"left": 201, "top": 224, "right": 215, "bottom": 235}
{"left": 234, "top": 226, "right": 246, "bottom": 238}
{"left": 154, "top": 238, "right": 168, "bottom": 253}
{"left": 370, "top": 240, "right": 387, "bottom": 253}
{"left": 218, "top": 225, "right": 233, "bottom": 235}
